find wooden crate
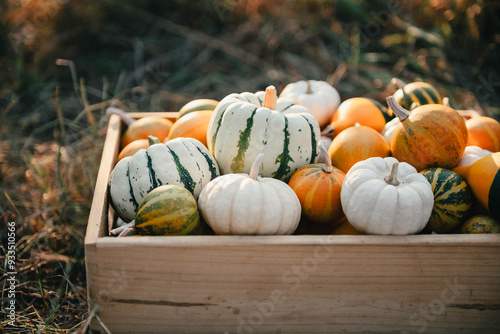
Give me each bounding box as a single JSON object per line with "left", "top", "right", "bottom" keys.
{"left": 85, "top": 113, "right": 500, "bottom": 333}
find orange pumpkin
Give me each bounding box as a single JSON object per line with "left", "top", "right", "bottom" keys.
{"left": 321, "top": 97, "right": 386, "bottom": 138}
{"left": 328, "top": 123, "right": 390, "bottom": 174}
{"left": 122, "top": 116, "right": 173, "bottom": 148}
{"left": 331, "top": 217, "right": 365, "bottom": 235}
{"left": 117, "top": 139, "right": 149, "bottom": 162}
{"left": 466, "top": 116, "right": 500, "bottom": 152}
{"left": 167, "top": 110, "right": 213, "bottom": 147}
{"left": 453, "top": 152, "right": 500, "bottom": 219}
{"left": 107, "top": 107, "right": 174, "bottom": 148}
{"left": 288, "top": 140, "right": 345, "bottom": 226}
{"left": 387, "top": 96, "right": 468, "bottom": 172}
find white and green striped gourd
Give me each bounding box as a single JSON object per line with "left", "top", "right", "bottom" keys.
{"left": 109, "top": 136, "right": 220, "bottom": 222}
{"left": 206, "top": 85, "right": 321, "bottom": 181}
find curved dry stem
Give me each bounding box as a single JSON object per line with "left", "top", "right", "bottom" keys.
{"left": 387, "top": 96, "right": 410, "bottom": 122}
{"left": 391, "top": 78, "right": 407, "bottom": 90}
{"left": 110, "top": 221, "right": 135, "bottom": 236}
{"left": 384, "top": 162, "right": 400, "bottom": 186}
{"left": 249, "top": 153, "right": 265, "bottom": 180}
{"left": 318, "top": 140, "right": 333, "bottom": 173}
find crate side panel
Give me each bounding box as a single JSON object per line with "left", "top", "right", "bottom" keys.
{"left": 88, "top": 242, "right": 500, "bottom": 333}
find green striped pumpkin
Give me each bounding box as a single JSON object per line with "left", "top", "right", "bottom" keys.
{"left": 392, "top": 81, "right": 442, "bottom": 111}
{"left": 419, "top": 167, "right": 472, "bottom": 234}
{"left": 367, "top": 97, "right": 394, "bottom": 123}
{"left": 206, "top": 87, "right": 321, "bottom": 181}
{"left": 135, "top": 185, "right": 201, "bottom": 236}
{"left": 109, "top": 136, "right": 219, "bottom": 222}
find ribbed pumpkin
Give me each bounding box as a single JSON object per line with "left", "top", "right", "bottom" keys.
{"left": 109, "top": 136, "right": 220, "bottom": 222}
{"left": 178, "top": 98, "right": 219, "bottom": 119}
{"left": 279, "top": 80, "right": 341, "bottom": 128}
{"left": 453, "top": 152, "right": 500, "bottom": 219}
{"left": 134, "top": 185, "right": 201, "bottom": 236}
{"left": 207, "top": 85, "right": 320, "bottom": 181}
{"left": 328, "top": 123, "right": 390, "bottom": 174}
{"left": 167, "top": 110, "right": 213, "bottom": 147}
{"left": 288, "top": 140, "right": 345, "bottom": 225}
{"left": 107, "top": 107, "right": 174, "bottom": 148}
{"left": 387, "top": 96, "right": 468, "bottom": 172}
{"left": 321, "top": 97, "right": 387, "bottom": 138}
{"left": 198, "top": 153, "right": 301, "bottom": 235}
{"left": 465, "top": 116, "right": 500, "bottom": 152}
{"left": 419, "top": 168, "right": 472, "bottom": 234}
{"left": 340, "top": 157, "right": 434, "bottom": 235}
{"left": 390, "top": 78, "right": 442, "bottom": 112}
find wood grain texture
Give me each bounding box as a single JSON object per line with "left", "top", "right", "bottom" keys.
{"left": 85, "top": 113, "right": 500, "bottom": 334}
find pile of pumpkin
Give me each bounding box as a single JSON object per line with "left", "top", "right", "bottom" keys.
{"left": 108, "top": 79, "right": 500, "bottom": 237}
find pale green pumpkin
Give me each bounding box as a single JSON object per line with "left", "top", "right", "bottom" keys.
{"left": 109, "top": 136, "right": 219, "bottom": 222}
{"left": 206, "top": 86, "right": 321, "bottom": 181}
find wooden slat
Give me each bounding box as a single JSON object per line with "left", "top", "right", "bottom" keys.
{"left": 88, "top": 249, "right": 500, "bottom": 333}
{"left": 87, "top": 237, "right": 500, "bottom": 333}
{"left": 85, "top": 114, "right": 122, "bottom": 247}
{"left": 127, "top": 111, "right": 178, "bottom": 121}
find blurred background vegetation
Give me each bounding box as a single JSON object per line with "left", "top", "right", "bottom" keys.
{"left": 1, "top": 0, "right": 499, "bottom": 332}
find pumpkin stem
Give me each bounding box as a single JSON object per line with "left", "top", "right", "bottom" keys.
{"left": 319, "top": 140, "right": 333, "bottom": 173}
{"left": 106, "top": 107, "right": 136, "bottom": 126}
{"left": 391, "top": 78, "right": 406, "bottom": 90}
{"left": 306, "top": 81, "right": 312, "bottom": 94}
{"left": 249, "top": 153, "right": 265, "bottom": 180}
{"left": 321, "top": 124, "right": 335, "bottom": 138}
{"left": 148, "top": 135, "right": 161, "bottom": 146}
{"left": 384, "top": 162, "right": 400, "bottom": 186}
{"left": 387, "top": 96, "right": 410, "bottom": 122}
{"left": 442, "top": 97, "right": 450, "bottom": 107}
{"left": 110, "top": 220, "right": 136, "bottom": 237}
{"left": 263, "top": 85, "right": 277, "bottom": 110}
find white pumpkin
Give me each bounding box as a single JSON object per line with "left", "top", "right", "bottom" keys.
{"left": 198, "top": 153, "right": 301, "bottom": 235}
{"left": 109, "top": 136, "right": 220, "bottom": 222}
{"left": 456, "top": 145, "right": 493, "bottom": 167}
{"left": 340, "top": 157, "right": 434, "bottom": 235}
{"left": 207, "top": 85, "right": 321, "bottom": 181}
{"left": 381, "top": 117, "right": 400, "bottom": 145}
{"left": 279, "top": 80, "right": 341, "bottom": 128}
